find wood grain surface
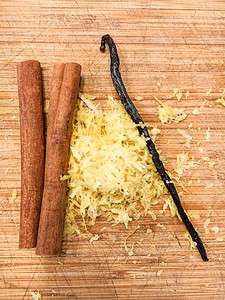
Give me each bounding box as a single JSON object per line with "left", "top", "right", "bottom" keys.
{"left": 1, "top": 0, "right": 225, "bottom": 299}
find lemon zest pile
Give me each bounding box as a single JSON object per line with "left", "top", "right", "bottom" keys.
{"left": 65, "top": 96, "right": 166, "bottom": 233}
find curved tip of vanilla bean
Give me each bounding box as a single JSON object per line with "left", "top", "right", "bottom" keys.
{"left": 100, "top": 35, "right": 108, "bottom": 52}
{"left": 100, "top": 34, "right": 114, "bottom": 52}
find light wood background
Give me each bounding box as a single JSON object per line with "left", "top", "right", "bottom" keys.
{"left": 1, "top": 0, "right": 225, "bottom": 299}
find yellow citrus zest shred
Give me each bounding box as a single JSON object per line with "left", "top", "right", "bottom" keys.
{"left": 175, "top": 152, "right": 199, "bottom": 177}
{"left": 154, "top": 97, "right": 187, "bottom": 124}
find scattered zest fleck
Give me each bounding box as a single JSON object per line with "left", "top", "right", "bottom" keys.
{"left": 89, "top": 234, "right": 100, "bottom": 243}
{"left": 192, "top": 100, "right": 207, "bottom": 115}
{"left": 185, "top": 91, "right": 190, "bottom": 99}
{"left": 177, "top": 129, "right": 192, "bottom": 148}
{"left": 216, "top": 89, "right": 225, "bottom": 107}
{"left": 150, "top": 127, "right": 161, "bottom": 142}
{"left": 198, "top": 147, "right": 204, "bottom": 153}
{"left": 211, "top": 226, "right": 219, "bottom": 234}
{"left": 31, "top": 291, "right": 41, "bottom": 300}
{"left": 173, "top": 88, "right": 183, "bottom": 101}
{"left": 156, "top": 223, "right": 166, "bottom": 230}
{"left": 164, "top": 197, "right": 179, "bottom": 219}
{"left": 175, "top": 152, "right": 199, "bottom": 177}
{"left": 202, "top": 157, "right": 216, "bottom": 168}
{"left": 185, "top": 231, "right": 197, "bottom": 250}
{"left": 124, "top": 226, "right": 140, "bottom": 256}
{"left": 156, "top": 98, "right": 187, "bottom": 124}
{"left": 205, "top": 183, "right": 214, "bottom": 189}
{"left": 192, "top": 108, "right": 200, "bottom": 115}
{"left": 205, "top": 127, "right": 211, "bottom": 142}
{"left": 9, "top": 189, "right": 17, "bottom": 203}
{"left": 208, "top": 161, "right": 216, "bottom": 168}
{"left": 216, "top": 98, "right": 225, "bottom": 107}
{"left": 216, "top": 236, "right": 224, "bottom": 242}
{"left": 134, "top": 96, "right": 143, "bottom": 101}
{"left": 156, "top": 269, "right": 163, "bottom": 276}
{"left": 206, "top": 88, "right": 212, "bottom": 96}
{"left": 81, "top": 93, "right": 96, "bottom": 100}
{"left": 79, "top": 93, "right": 98, "bottom": 111}
{"left": 204, "top": 218, "right": 211, "bottom": 233}
{"left": 149, "top": 211, "right": 157, "bottom": 221}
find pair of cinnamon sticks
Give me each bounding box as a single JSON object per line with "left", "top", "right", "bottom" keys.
{"left": 17, "top": 60, "right": 81, "bottom": 255}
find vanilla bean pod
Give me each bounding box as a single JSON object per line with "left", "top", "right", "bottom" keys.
{"left": 100, "top": 34, "right": 208, "bottom": 261}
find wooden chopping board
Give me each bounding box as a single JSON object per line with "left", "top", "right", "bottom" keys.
{"left": 1, "top": 1, "right": 225, "bottom": 299}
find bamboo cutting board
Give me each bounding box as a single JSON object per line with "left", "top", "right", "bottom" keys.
{"left": 1, "top": 0, "right": 225, "bottom": 299}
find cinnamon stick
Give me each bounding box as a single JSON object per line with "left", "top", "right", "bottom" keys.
{"left": 36, "top": 63, "right": 81, "bottom": 255}
{"left": 17, "top": 60, "right": 45, "bottom": 248}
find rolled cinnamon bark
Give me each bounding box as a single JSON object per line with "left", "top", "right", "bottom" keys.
{"left": 36, "top": 63, "right": 81, "bottom": 255}
{"left": 47, "top": 63, "right": 65, "bottom": 129}
{"left": 17, "top": 60, "right": 45, "bottom": 248}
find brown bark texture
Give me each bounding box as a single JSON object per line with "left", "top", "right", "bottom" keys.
{"left": 36, "top": 63, "right": 81, "bottom": 255}
{"left": 17, "top": 60, "right": 45, "bottom": 248}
